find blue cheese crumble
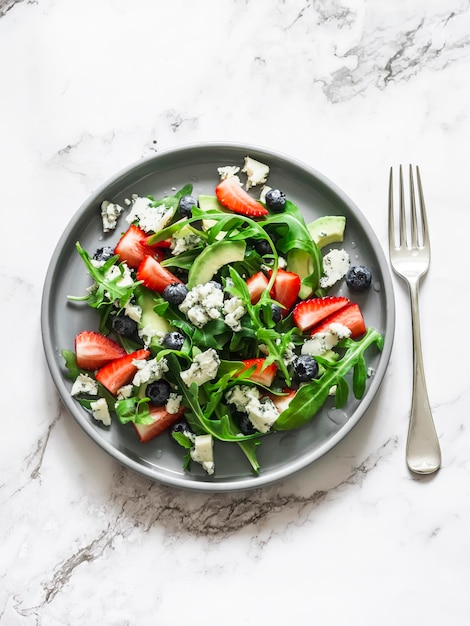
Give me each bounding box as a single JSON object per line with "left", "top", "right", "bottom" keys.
{"left": 170, "top": 228, "right": 202, "bottom": 256}
{"left": 302, "top": 322, "right": 351, "bottom": 356}
{"left": 180, "top": 349, "right": 220, "bottom": 387}
{"left": 178, "top": 282, "right": 224, "bottom": 328}
{"left": 90, "top": 398, "right": 111, "bottom": 426}
{"left": 132, "top": 357, "right": 168, "bottom": 386}
{"left": 225, "top": 385, "right": 279, "bottom": 433}
{"left": 242, "top": 156, "right": 270, "bottom": 190}
{"left": 101, "top": 200, "right": 124, "bottom": 232}
{"left": 223, "top": 296, "right": 246, "bottom": 332}
{"left": 125, "top": 195, "right": 173, "bottom": 233}
{"left": 190, "top": 434, "right": 215, "bottom": 475}
{"left": 320, "top": 249, "right": 350, "bottom": 289}
{"left": 166, "top": 393, "right": 183, "bottom": 415}
{"left": 71, "top": 373, "right": 99, "bottom": 397}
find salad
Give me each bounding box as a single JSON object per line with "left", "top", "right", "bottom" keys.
{"left": 62, "top": 155, "right": 383, "bottom": 477}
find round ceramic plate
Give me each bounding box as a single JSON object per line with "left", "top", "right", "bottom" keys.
{"left": 41, "top": 143, "right": 395, "bottom": 492}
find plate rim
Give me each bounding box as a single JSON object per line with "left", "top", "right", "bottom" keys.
{"left": 41, "top": 141, "right": 395, "bottom": 492}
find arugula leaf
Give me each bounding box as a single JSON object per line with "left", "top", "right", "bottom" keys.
{"left": 115, "top": 397, "right": 154, "bottom": 425}
{"left": 68, "top": 243, "right": 140, "bottom": 309}
{"left": 273, "top": 328, "right": 383, "bottom": 430}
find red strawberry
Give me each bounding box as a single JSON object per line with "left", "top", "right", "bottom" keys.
{"left": 235, "top": 358, "right": 277, "bottom": 387}
{"left": 293, "top": 296, "right": 350, "bottom": 331}
{"left": 215, "top": 176, "right": 268, "bottom": 217}
{"left": 310, "top": 302, "right": 366, "bottom": 339}
{"left": 133, "top": 404, "right": 186, "bottom": 443}
{"left": 269, "top": 389, "right": 297, "bottom": 413}
{"left": 115, "top": 224, "right": 165, "bottom": 269}
{"left": 95, "top": 348, "right": 150, "bottom": 395}
{"left": 75, "top": 330, "right": 127, "bottom": 370}
{"left": 246, "top": 271, "right": 269, "bottom": 304}
{"left": 136, "top": 255, "right": 182, "bottom": 293}
{"left": 269, "top": 269, "right": 301, "bottom": 314}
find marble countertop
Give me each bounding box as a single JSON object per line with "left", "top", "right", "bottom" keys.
{"left": 2, "top": 0, "right": 470, "bottom": 624}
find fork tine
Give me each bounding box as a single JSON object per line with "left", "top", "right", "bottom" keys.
{"left": 388, "top": 166, "right": 395, "bottom": 250}
{"left": 416, "top": 165, "right": 430, "bottom": 249}
{"left": 399, "top": 165, "right": 407, "bottom": 247}
{"left": 409, "top": 165, "right": 419, "bottom": 248}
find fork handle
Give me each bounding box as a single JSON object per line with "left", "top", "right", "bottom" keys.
{"left": 406, "top": 280, "right": 441, "bottom": 474}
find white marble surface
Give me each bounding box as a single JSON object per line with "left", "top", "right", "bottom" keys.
{"left": 2, "top": 0, "right": 470, "bottom": 624}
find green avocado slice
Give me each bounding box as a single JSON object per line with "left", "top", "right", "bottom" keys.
{"left": 187, "top": 240, "right": 246, "bottom": 289}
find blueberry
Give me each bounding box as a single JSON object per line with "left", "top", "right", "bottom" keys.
{"left": 235, "top": 411, "right": 256, "bottom": 435}
{"left": 345, "top": 265, "right": 372, "bottom": 292}
{"left": 293, "top": 355, "right": 319, "bottom": 382}
{"left": 178, "top": 194, "right": 198, "bottom": 219}
{"left": 162, "top": 282, "right": 188, "bottom": 305}
{"left": 170, "top": 420, "right": 193, "bottom": 438}
{"left": 163, "top": 331, "right": 185, "bottom": 350}
{"left": 93, "top": 246, "right": 115, "bottom": 262}
{"left": 111, "top": 313, "right": 137, "bottom": 337}
{"left": 265, "top": 189, "right": 286, "bottom": 213}
{"left": 146, "top": 380, "right": 172, "bottom": 406}
{"left": 254, "top": 239, "right": 272, "bottom": 256}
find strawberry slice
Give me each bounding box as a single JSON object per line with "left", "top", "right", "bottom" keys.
{"left": 215, "top": 176, "right": 268, "bottom": 217}
{"left": 115, "top": 224, "right": 165, "bottom": 269}
{"left": 293, "top": 296, "right": 350, "bottom": 331}
{"left": 133, "top": 404, "right": 186, "bottom": 443}
{"left": 75, "top": 330, "right": 127, "bottom": 370}
{"left": 269, "top": 269, "right": 301, "bottom": 315}
{"left": 136, "top": 255, "right": 182, "bottom": 293}
{"left": 246, "top": 271, "right": 269, "bottom": 304}
{"left": 235, "top": 358, "right": 277, "bottom": 387}
{"left": 95, "top": 348, "right": 150, "bottom": 395}
{"left": 269, "top": 389, "right": 297, "bottom": 413}
{"left": 310, "top": 302, "right": 366, "bottom": 339}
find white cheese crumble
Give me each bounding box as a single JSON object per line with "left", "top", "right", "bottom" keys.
{"left": 137, "top": 325, "right": 159, "bottom": 348}
{"left": 223, "top": 296, "right": 246, "bottom": 332}
{"left": 105, "top": 263, "right": 134, "bottom": 288}
{"left": 117, "top": 384, "right": 133, "bottom": 400}
{"left": 320, "top": 249, "right": 350, "bottom": 289}
{"left": 282, "top": 342, "right": 297, "bottom": 366}
{"left": 101, "top": 200, "right": 124, "bottom": 232}
{"left": 190, "top": 434, "right": 215, "bottom": 475}
{"left": 179, "top": 282, "right": 224, "bottom": 328}
{"left": 90, "top": 397, "right": 111, "bottom": 426}
{"left": 302, "top": 323, "right": 351, "bottom": 356}
{"left": 132, "top": 357, "right": 169, "bottom": 386}
{"left": 246, "top": 396, "right": 279, "bottom": 433}
{"left": 71, "top": 373, "right": 99, "bottom": 397}
{"left": 225, "top": 385, "right": 260, "bottom": 412}
{"left": 225, "top": 385, "right": 279, "bottom": 433}
{"left": 124, "top": 300, "right": 142, "bottom": 323}
{"left": 217, "top": 165, "right": 240, "bottom": 180}
{"left": 166, "top": 393, "right": 183, "bottom": 415}
{"left": 180, "top": 349, "right": 220, "bottom": 387}
{"left": 242, "top": 156, "right": 270, "bottom": 189}
{"left": 170, "top": 230, "right": 202, "bottom": 256}
{"left": 125, "top": 195, "right": 173, "bottom": 233}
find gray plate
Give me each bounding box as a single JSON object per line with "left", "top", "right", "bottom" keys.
{"left": 41, "top": 143, "right": 395, "bottom": 492}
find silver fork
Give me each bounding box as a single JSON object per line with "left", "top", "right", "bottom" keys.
{"left": 388, "top": 165, "right": 441, "bottom": 475}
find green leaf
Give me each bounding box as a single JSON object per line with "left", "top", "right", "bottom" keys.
{"left": 353, "top": 354, "right": 368, "bottom": 399}
{"left": 274, "top": 327, "right": 383, "bottom": 430}
{"left": 115, "top": 397, "right": 153, "bottom": 425}
{"left": 62, "top": 349, "right": 81, "bottom": 380}
{"left": 69, "top": 243, "right": 140, "bottom": 309}
{"left": 334, "top": 376, "right": 349, "bottom": 408}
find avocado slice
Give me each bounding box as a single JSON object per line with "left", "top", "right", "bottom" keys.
{"left": 198, "top": 195, "right": 229, "bottom": 232}
{"left": 307, "top": 215, "right": 346, "bottom": 249}
{"left": 286, "top": 249, "right": 315, "bottom": 299}
{"left": 187, "top": 240, "right": 246, "bottom": 289}
{"left": 136, "top": 286, "right": 171, "bottom": 347}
